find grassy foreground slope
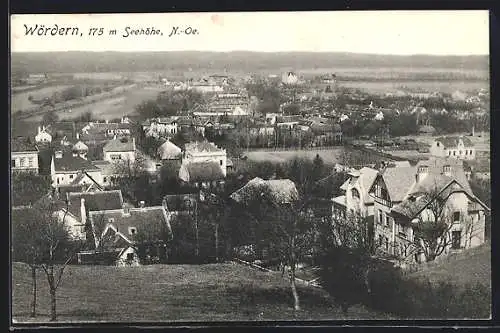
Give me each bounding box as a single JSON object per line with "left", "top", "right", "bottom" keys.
{"left": 12, "top": 262, "right": 385, "bottom": 323}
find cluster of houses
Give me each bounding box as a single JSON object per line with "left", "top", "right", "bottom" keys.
{"left": 329, "top": 155, "right": 489, "bottom": 265}
{"left": 11, "top": 70, "right": 490, "bottom": 269}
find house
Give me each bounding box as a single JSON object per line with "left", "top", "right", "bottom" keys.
{"left": 182, "top": 141, "right": 227, "bottom": 177}
{"left": 50, "top": 150, "right": 103, "bottom": 188}
{"left": 178, "top": 161, "right": 225, "bottom": 189}
{"left": 72, "top": 140, "right": 89, "bottom": 160}
{"left": 142, "top": 117, "right": 179, "bottom": 138}
{"left": 91, "top": 160, "right": 116, "bottom": 187}
{"left": 81, "top": 204, "right": 173, "bottom": 266}
{"left": 231, "top": 177, "right": 299, "bottom": 206}
{"left": 282, "top": 71, "right": 299, "bottom": 86}
{"left": 332, "top": 167, "right": 379, "bottom": 221}
{"left": 368, "top": 158, "right": 489, "bottom": 263}
{"left": 35, "top": 125, "right": 53, "bottom": 143}
{"left": 80, "top": 121, "right": 132, "bottom": 144}
{"left": 157, "top": 140, "right": 182, "bottom": 160}
{"left": 103, "top": 137, "right": 136, "bottom": 163}
{"left": 54, "top": 190, "right": 124, "bottom": 240}
{"left": 35, "top": 122, "right": 78, "bottom": 144}
{"left": 11, "top": 138, "right": 39, "bottom": 174}
{"left": 430, "top": 136, "right": 476, "bottom": 160}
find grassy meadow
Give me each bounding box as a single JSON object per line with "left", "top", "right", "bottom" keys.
{"left": 12, "top": 262, "right": 385, "bottom": 323}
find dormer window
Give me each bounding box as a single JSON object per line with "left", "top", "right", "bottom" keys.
{"left": 443, "top": 165, "right": 451, "bottom": 174}
{"left": 108, "top": 218, "right": 115, "bottom": 223}
{"left": 128, "top": 227, "right": 137, "bottom": 235}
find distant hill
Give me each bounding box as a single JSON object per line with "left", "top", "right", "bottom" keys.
{"left": 11, "top": 51, "right": 489, "bottom": 75}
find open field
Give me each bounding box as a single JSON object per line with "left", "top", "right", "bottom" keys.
{"left": 12, "top": 262, "right": 385, "bottom": 323}
{"left": 22, "top": 86, "right": 162, "bottom": 122}
{"left": 399, "top": 133, "right": 490, "bottom": 153}
{"left": 245, "top": 148, "right": 345, "bottom": 164}
{"left": 10, "top": 85, "right": 72, "bottom": 112}
{"left": 340, "top": 80, "right": 488, "bottom": 95}
{"left": 410, "top": 243, "right": 491, "bottom": 288}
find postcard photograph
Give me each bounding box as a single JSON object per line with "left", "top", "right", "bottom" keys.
{"left": 10, "top": 10, "right": 491, "bottom": 324}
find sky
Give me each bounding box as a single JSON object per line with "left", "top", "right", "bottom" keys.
{"left": 10, "top": 11, "right": 490, "bottom": 55}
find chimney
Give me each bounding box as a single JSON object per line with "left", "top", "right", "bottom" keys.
{"left": 132, "top": 137, "right": 136, "bottom": 150}
{"left": 37, "top": 126, "right": 41, "bottom": 134}
{"left": 105, "top": 119, "right": 109, "bottom": 124}
{"left": 139, "top": 200, "right": 145, "bottom": 208}
{"left": 443, "top": 165, "right": 452, "bottom": 177}
{"left": 55, "top": 150, "right": 63, "bottom": 159}
{"left": 80, "top": 198, "right": 87, "bottom": 227}
{"left": 76, "top": 133, "right": 80, "bottom": 140}
{"left": 416, "top": 165, "right": 429, "bottom": 182}
{"left": 123, "top": 203, "right": 130, "bottom": 215}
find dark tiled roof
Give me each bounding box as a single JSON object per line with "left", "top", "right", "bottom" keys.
{"left": 66, "top": 190, "right": 124, "bottom": 218}
{"left": 12, "top": 138, "right": 38, "bottom": 152}
{"left": 89, "top": 206, "right": 173, "bottom": 246}
{"left": 434, "top": 136, "right": 474, "bottom": 148}
{"left": 185, "top": 162, "right": 225, "bottom": 182}
{"left": 380, "top": 166, "right": 418, "bottom": 202}
{"left": 53, "top": 153, "right": 100, "bottom": 172}
{"left": 102, "top": 137, "right": 135, "bottom": 152}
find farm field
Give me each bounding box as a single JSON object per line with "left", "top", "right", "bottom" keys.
{"left": 11, "top": 262, "right": 385, "bottom": 323}
{"left": 10, "top": 85, "right": 72, "bottom": 112}
{"left": 340, "top": 80, "right": 488, "bottom": 94}
{"left": 245, "top": 148, "right": 345, "bottom": 164}
{"left": 23, "top": 86, "right": 163, "bottom": 122}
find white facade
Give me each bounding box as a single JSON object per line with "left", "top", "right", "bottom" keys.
{"left": 430, "top": 138, "right": 476, "bottom": 160}
{"left": 35, "top": 126, "right": 52, "bottom": 143}
{"left": 183, "top": 142, "right": 227, "bottom": 177}
{"left": 104, "top": 150, "right": 136, "bottom": 164}
{"left": 11, "top": 151, "right": 39, "bottom": 174}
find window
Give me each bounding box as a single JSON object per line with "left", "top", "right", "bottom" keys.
{"left": 385, "top": 237, "right": 389, "bottom": 251}
{"left": 103, "top": 177, "right": 107, "bottom": 183}
{"left": 28, "top": 157, "right": 34, "bottom": 167}
{"left": 126, "top": 253, "right": 134, "bottom": 261}
{"left": 70, "top": 175, "right": 74, "bottom": 179}
{"left": 108, "top": 218, "right": 115, "bottom": 223}
{"left": 448, "top": 151, "right": 451, "bottom": 156}
{"left": 453, "top": 211, "right": 460, "bottom": 222}
{"left": 452, "top": 231, "right": 461, "bottom": 249}
{"left": 453, "top": 151, "right": 456, "bottom": 156}
{"left": 464, "top": 150, "right": 468, "bottom": 155}
{"left": 11, "top": 159, "right": 16, "bottom": 168}
{"left": 378, "top": 210, "right": 383, "bottom": 225}
{"left": 220, "top": 160, "right": 223, "bottom": 166}
{"left": 380, "top": 187, "right": 388, "bottom": 201}
{"left": 351, "top": 188, "right": 360, "bottom": 200}
{"left": 436, "top": 142, "right": 440, "bottom": 147}
{"left": 128, "top": 227, "right": 137, "bottom": 235}
{"left": 459, "top": 150, "right": 463, "bottom": 155}
{"left": 20, "top": 157, "right": 26, "bottom": 167}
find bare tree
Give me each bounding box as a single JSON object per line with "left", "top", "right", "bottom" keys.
{"left": 33, "top": 199, "right": 85, "bottom": 321}
{"left": 412, "top": 187, "right": 457, "bottom": 263}
{"left": 241, "top": 186, "right": 315, "bottom": 311}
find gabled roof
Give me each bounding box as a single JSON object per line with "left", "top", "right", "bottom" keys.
{"left": 66, "top": 190, "right": 124, "bottom": 219}
{"left": 184, "top": 162, "right": 225, "bottom": 182}
{"left": 53, "top": 153, "right": 100, "bottom": 172}
{"left": 103, "top": 137, "right": 135, "bottom": 153}
{"left": 72, "top": 141, "right": 89, "bottom": 152}
{"left": 378, "top": 166, "right": 418, "bottom": 202}
{"left": 89, "top": 206, "right": 173, "bottom": 248}
{"left": 157, "top": 140, "right": 182, "bottom": 160}
{"left": 185, "top": 141, "right": 223, "bottom": 154}
{"left": 230, "top": 177, "right": 299, "bottom": 204}
{"left": 12, "top": 138, "right": 38, "bottom": 152}
{"left": 434, "top": 136, "right": 474, "bottom": 148}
